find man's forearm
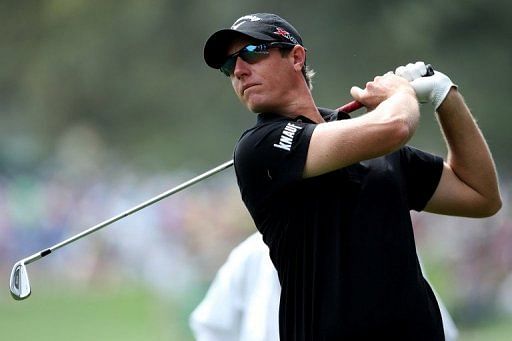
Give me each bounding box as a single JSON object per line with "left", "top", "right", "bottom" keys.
{"left": 436, "top": 88, "right": 501, "bottom": 210}
{"left": 304, "top": 90, "right": 419, "bottom": 178}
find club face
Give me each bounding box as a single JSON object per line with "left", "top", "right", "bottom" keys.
{"left": 10, "top": 261, "right": 31, "bottom": 300}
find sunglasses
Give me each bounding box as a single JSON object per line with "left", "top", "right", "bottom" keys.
{"left": 220, "top": 42, "right": 297, "bottom": 77}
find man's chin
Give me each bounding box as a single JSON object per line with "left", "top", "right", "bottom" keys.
{"left": 242, "top": 95, "right": 267, "bottom": 113}
{"left": 246, "top": 102, "right": 273, "bottom": 114}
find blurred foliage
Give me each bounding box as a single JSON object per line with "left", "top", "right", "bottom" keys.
{"left": 0, "top": 0, "right": 510, "bottom": 175}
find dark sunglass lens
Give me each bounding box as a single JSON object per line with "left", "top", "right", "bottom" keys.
{"left": 220, "top": 56, "right": 236, "bottom": 76}
{"left": 240, "top": 45, "right": 268, "bottom": 63}
{"left": 219, "top": 44, "right": 270, "bottom": 76}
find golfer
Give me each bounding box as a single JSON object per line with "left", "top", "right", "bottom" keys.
{"left": 203, "top": 13, "right": 501, "bottom": 340}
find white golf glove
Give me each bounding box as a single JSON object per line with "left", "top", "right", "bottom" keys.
{"left": 395, "top": 61, "right": 456, "bottom": 110}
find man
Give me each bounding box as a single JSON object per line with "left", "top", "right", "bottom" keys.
{"left": 203, "top": 13, "right": 501, "bottom": 340}
{"left": 189, "top": 232, "right": 459, "bottom": 341}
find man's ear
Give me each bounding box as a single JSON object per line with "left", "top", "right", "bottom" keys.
{"left": 291, "top": 45, "right": 306, "bottom": 72}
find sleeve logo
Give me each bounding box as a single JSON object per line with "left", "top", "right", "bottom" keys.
{"left": 273, "top": 122, "right": 303, "bottom": 151}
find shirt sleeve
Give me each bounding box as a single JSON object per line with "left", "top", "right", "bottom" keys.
{"left": 188, "top": 249, "right": 246, "bottom": 341}
{"left": 234, "top": 120, "right": 316, "bottom": 208}
{"left": 401, "top": 146, "right": 444, "bottom": 211}
{"left": 188, "top": 233, "right": 281, "bottom": 341}
{"left": 189, "top": 236, "right": 259, "bottom": 341}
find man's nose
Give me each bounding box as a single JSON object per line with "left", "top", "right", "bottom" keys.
{"left": 233, "top": 57, "right": 250, "bottom": 78}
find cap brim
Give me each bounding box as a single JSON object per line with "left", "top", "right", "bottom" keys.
{"left": 204, "top": 29, "right": 275, "bottom": 69}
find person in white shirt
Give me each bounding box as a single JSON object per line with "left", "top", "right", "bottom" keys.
{"left": 189, "top": 232, "right": 459, "bottom": 341}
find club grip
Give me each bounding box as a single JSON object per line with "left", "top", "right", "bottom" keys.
{"left": 338, "top": 100, "right": 363, "bottom": 113}
{"left": 338, "top": 63, "right": 435, "bottom": 114}
{"left": 425, "top": 64, "right": 434, "bottom": 76}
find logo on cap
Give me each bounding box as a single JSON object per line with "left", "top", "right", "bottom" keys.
{"left": 231, "top": 15, "right": 262, "bottom": 30}
{"left": 274, "top": 27, "right": 299, "bottom": 45}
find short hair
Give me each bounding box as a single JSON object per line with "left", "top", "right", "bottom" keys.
{"left": 279, "top": 48, "right": 315, "bottom": 90}
{"left": 303, "top": 65, "right": 315, "bottom": 91}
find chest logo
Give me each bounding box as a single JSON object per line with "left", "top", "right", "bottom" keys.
{"left": 273, "top": 122, "right": 303, "bottom": 151}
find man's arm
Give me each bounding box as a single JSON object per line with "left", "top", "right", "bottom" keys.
{"left": 394, "top": 62, "right": 502, "bottom": 217}
{"left": 424, "top": 88, "right": 502, "bottom": 217}
{"left": 304, "top": 74, "right": 420, "bottom": 178}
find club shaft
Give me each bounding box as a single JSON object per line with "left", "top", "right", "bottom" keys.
{"left": 23, "top": 159, "right": 234, "bottom": 265}
{"left": 19, "top": 98, "right": 368, "bottom": 267}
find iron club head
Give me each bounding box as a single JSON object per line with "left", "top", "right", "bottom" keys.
{"left": 7, "top": 160, "right": 235, "bottom": 301}
{"left": 10, "top": 261, "right": 31, "bottom": 300}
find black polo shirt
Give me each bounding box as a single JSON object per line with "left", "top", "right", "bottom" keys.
{"left": 234, "top": 108, "right": 445, "bottom": 340}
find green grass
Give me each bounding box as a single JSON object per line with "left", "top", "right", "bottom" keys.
{"left": 2, "top": 281, "right": 512, "bottom": 340}
{"left": 458, "top": 317, "right": 512, "bottom": 341}
{"left": 0, "top": 283, "right": 194, "bottom": 341}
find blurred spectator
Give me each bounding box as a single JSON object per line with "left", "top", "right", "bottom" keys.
{"left": 0, "top": 158, "right": 509, "bottom": 333}
{"left": 190, "top": 232, "right": 459, "bottom": 341}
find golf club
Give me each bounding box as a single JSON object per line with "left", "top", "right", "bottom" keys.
{"left": 10, "top": 160, "right": 233, "bottom": 300}
{"left": 9, "top": 64, "right": 434, "bottom": 300}
{"left": 336, "top": 64, "right": 434, "bottom": 113}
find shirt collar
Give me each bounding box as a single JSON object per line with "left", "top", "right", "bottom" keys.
{"left": 257, "top": 107, "right": 350, "bottom": 125}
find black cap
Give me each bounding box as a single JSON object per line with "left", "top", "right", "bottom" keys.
{"left": 204, "top": 13, "right": 304, "bottom": 69}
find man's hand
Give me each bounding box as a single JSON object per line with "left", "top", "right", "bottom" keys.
{"left": 395, "top": 61, "right": 456, "bottom": 110}
{"left": 350, "top": 73, "right": 416, "bottom": 110}
{"left": 392, "top": 62, "right": 501, "bottom": 217}
{"left": 304, "top": 72, "right": 420, "bottom": 178}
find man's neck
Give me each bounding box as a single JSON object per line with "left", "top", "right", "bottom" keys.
{"left": 278, "top": 92, "right": 325, "bottom": 123}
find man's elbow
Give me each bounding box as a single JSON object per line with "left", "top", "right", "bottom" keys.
{"left": 486, "top": 195, "right": 502, "bottom": 216}
{"left": 476, "top": 195, "right": 502, "bottom": 217}
{"left": 388, "top": 117, "right": 415, "bottom": 150}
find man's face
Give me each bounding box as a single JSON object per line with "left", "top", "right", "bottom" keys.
{"left": 225, "top": 39, "right": 298, "bottom": 114}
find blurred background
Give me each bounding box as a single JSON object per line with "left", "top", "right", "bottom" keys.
{"left": 0, "top": 0, "right": 510, "bottom": 339}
